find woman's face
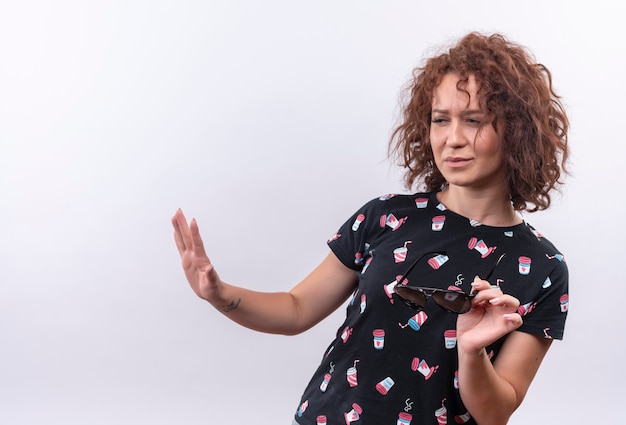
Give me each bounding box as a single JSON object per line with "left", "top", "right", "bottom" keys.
{"left": 430, "top": 73, "right": 506, "bottom": 193}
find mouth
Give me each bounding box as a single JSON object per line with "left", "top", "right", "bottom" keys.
{"left": 444, "top": 157, "right": 472, "bottom": 167}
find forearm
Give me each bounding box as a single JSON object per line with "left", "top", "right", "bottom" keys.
{"left": 207, "top": 282, "right": 310, "bottom": 335}
{"left": 457, "top": 347, "right": 517, "bottom": 425}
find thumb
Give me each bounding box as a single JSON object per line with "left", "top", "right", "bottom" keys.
{"left": 201, "top": 263, "right": 220, "bottom": 286}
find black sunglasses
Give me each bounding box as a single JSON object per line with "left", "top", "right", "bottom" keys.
{"left": 394, "top": 251, "right": 506, "bottom": 314}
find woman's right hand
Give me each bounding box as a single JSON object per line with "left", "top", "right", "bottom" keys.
{"left": 171, "top": 208, "right": 357, "bottom": 334}
{"left": 172, "top": 208, "right": 223, "bottom": 303}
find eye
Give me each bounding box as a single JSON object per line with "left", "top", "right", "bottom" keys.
{"left": 431, "top": 118, "right": 448, "bottom": 125}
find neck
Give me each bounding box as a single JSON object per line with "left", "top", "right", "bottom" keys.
{"left": 436, "top": 186, "right": 522, "bottom": 227}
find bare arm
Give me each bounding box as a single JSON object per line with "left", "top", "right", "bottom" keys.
{"left": 172, "top": 208, "right": 358, "bottom": 335}
{"left": 456, "top": 277, "right": 552, "bottom": 425}
{"left": 458, "top": 331, "right": 552, "bottom": 425}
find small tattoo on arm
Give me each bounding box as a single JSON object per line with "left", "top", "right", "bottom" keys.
{"left": 219, "top": 298, "right": 241, "bottom": 313}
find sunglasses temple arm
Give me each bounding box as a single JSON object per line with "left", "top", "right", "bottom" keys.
{"left": 483, "top": 253, "right": 506, "bottom": 282}
{"left": 397, "top": 251, "right": 445, "bottom": 284}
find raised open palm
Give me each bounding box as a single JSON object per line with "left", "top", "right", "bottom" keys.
{"left": 172, "top": 209, "right": 222, "bottom": 302}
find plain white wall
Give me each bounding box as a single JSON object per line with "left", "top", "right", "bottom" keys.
{"left": 1, "top": 1, "right": 623, "bottom": 423}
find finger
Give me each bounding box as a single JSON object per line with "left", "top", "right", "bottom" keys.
{"left": 470, "top": 275, "right": 489, "bottom": 295}
{"left": 472, "top": 275, "right": 503, "bottom": 290}
{"left": 172, "top": 211, "right": 185, "bottom": 255}
{"left": 190, "top": 218, "right": 209, "bottom": 258}
{"left": 503, "top": 312, "right": 523, "bottom": 330}
{"left": 173, "top": 226, "right": 186, "bottom": 255}
{"left": 488, "top": 294, "right": 520, "bottom": 312}
{"left": 172, "top": 214, "right": 187, "bottom": 254}
{"left": 172, "top": 209, "right": 192, "bottom": 251}
{"left": 201, "top": 263, "right": 217, "bottom": 284}
{"left": 470, "top": 276, "right": 503, "bottom": 300}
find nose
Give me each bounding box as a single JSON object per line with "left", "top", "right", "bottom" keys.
{"left": 447, "top": 120, "right": 467, "bottom": 148}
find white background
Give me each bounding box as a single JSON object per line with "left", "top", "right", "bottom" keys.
{"left": 1, "top": 1, "right": 622, "bottom": 424}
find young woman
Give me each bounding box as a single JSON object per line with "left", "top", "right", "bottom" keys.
{"left": 172, "top": 32, "right": 569, "bottom": 425}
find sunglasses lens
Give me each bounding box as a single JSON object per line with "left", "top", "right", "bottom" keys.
{"left": 431, "top": 291, "right": 472, "bottom": 314}
{"left": 395, "top": 286, "right": 427, "bottom": 309}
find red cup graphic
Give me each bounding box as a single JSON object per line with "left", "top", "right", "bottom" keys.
{"left": 428, "top": 254, "right": 449, "bottom": 269}
{"left": 347, "top": 367, "right": 358, "bottom": 387}
{"left": 352, "top": 214, "right": 365, "bottom": 231}
{"left": 407, "top": 311, "right": 428, "bottom": 331}
{"left": 518, "top": 256, "right": 531, "bottom": 275}
{"left": 560, "top": 294, "right": 569, "bottom": 312}
{"left": 435, "top": 405, "right": 447, "bottom": 425}
{"left": 376, "top": 376, "right": 395, "bottom": 395}
{"left": 415, "top": 197, "right": 428, "bottom": 208}
{"left": 431, "top": 215, "right": 446, "bottom": 231}
{"left": 341, "top": 326, "right": 353, "bottom": 343}
{"left": 394, "top": 246, "right": 408, "bottom": 263}
{"left": 320, "top": 373, "right": 332, "bottom": 392}
{"left": 444, "top": 329, "right": 457, "bottom": 349}
{"left": 344, "top": 403, "right": 363, "bottom": 423}
{"left": 398, "top": 411, "right": 413, "bottom": 425}
{"left": 454, "top": 411, "right": 471, "bottom": 423}
{"left": 468, "top": 237, "right": 496, "bottom": 258}
{"left": 373, "top": 329, "right": 385, "bottom": 349}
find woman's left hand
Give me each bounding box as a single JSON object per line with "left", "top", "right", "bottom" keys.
{"left": 456, "top": 276, "right": 523, "bottom": 354}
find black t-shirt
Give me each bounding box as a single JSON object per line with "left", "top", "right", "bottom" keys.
{"left": 294, "top": 192, "right": 568, "bottom": 425}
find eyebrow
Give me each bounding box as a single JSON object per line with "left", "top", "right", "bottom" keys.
{"left": 431, "top": 108, "right": 485, "bottom": 115}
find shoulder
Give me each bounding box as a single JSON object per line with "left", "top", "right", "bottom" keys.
{"left": 514, "top": 222, "right": 567, "bottom": 267}
{"left": 328, "top": 192, "right": 432, "bottom": 261}
{"left": 356, "top": 192, "right": 434, "bottom": 215}
{"left": 353, "top": 192, "right": 437, "bottom": 228}
{"left": 361, "top": 192, "right": 422, "bottom": 209}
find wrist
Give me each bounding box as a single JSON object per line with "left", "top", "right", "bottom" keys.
{"left": 457, "top": 340, "right": 487, "bottom": 359}
{"left": 211, "top": 297, "right": 241, "bottom": 313}
{"left": 206, "top": 281, "right": 242, "bottom": 313}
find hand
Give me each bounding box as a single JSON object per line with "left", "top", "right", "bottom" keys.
{"left": 456, "top": 276, "right": 523, "bottom": 354}
{"left": 172, "top": 209, "right": 223, "bottom": 303}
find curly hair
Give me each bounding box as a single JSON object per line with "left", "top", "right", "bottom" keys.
{"left": 389, "top": 32, "right": 569, "bottom": 212}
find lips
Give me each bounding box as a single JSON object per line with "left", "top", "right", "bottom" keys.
{"left": 444, "top": 157, "right": 472, "bottom": 167}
